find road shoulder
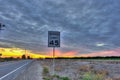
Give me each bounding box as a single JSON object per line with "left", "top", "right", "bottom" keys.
{"left": 14, "top": 60, "right": 43, "bottom": 80}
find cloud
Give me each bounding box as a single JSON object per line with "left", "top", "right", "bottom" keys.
{"left": 96, "top": 43, "right": 106, "bottom": 47}
{"left": 0, "top": 0, "right": 120, "bottom": 55}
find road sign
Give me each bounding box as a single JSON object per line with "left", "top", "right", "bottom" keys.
{"left": 0, "top": 23, "right": 5, "bottom": 30}
{"left": 48, "top": 31, "right": 60, "bottom": 47}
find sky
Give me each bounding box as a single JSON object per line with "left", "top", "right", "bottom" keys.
{"left": 0, "top": 0, "right": 120, "bottom": 57}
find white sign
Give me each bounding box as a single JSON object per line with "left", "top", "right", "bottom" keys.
{"left": 48, "top": 31, "right": 60, "bottom": 47}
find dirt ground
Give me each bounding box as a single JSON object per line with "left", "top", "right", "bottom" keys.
{"left": 40, "top": 59, "right": 120, "bottom": 80}
{"left": 14, "top": 59, "right": 120, "bottom": 80}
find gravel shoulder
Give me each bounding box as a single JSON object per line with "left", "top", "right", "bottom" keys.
{"left": 14, "top": 60, "right": 43, "bottom": 80}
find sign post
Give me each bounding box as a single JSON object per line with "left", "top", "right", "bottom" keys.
{"left": 48, "top": 31, "right": 60, "bottom": 75}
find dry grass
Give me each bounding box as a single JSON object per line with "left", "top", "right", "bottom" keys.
{"left": 39, "top": 59, "right": 120, "bottom": 80}
{"left": 55, "top": 66, "right": 62, "bottom": 72}
{"left": 83, "top": 71, "right": 105, "bottom": 80}
{"left": 78, "top": 65, "right": 93, "bottom": 72}
{"left": 14, "top": 59, "right": 120, "bottom": 80}
{"left": 112, "top": 76, "right": 120, "bottom": 80}
{"left": 93, "top": 69, "right": 109, "bottom": 76}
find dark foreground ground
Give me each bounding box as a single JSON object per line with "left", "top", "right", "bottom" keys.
{"left": 14, "top": 59, "right": 120, "bottom": 80}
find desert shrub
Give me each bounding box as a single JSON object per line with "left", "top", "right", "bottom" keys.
{"left": 43, "top": 77, "right": 50, "bottom": 80}
{"left": 55, "top": 66, "right": 62, "bottom": 71}
{"left": 83, "top": 72, "right": 105, "bottom": 80}
{"left": 42, "top": 66, "right": 49, "bottom": 76}
{"left": 52, "top": 74, "right": 60, "bottom": 78}
{"left": 59, "top": 76, "right": 70, "bottom": 80}
{"left": 79, "top": 65, "right": 93, "bottom": 72}
{"left": 94, "top": 69, "right": 109, "bottom": 76}
{"left": 53, "top": 75, "right": 70, "bottom": 80}
{"left": 43, "top": 74, "right": 70, "bottom": 80}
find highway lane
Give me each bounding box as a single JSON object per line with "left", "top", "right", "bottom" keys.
{"left": 0, "top": 60, "right": 32, "bottom": 80}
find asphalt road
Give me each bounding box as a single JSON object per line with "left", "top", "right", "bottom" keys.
{"left": 0, "top": 60, "right": 32, "bottom": 80}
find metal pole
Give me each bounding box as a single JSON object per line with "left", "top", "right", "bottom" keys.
{"left": 0, "top": 23, "right": 5, "bottom": 60}
{"left": 25, "top": 49, "right": 27, "bottom": 57}
{"left": 53, "top": 47, "right": 55, "bottom": 75}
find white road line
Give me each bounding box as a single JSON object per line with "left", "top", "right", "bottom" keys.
{"left": 0, "top": 61, "right": 31, "bottom": 80}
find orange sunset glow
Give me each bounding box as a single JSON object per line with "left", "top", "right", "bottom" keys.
{"left": 48, "top": 49, "right": 120, "bottom": 58}
{"left": 0, "top": 47, "right": 120, "bottom": 59}
{"left": 79, "top": 48, "right": 120, "bottom": 57}
{"left": 47, "top": 50, "right": 78, "bottom": 57}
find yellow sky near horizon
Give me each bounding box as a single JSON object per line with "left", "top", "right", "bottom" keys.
{"left": 0, "top": 48, "right": 46, "bottom": 58}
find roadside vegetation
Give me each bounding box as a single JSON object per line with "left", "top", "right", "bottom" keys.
{"left": 0, "top": 54, "right": 32, "bottom": 62}
{"left": 0, "top": 57, "right": 20, "bottom": 62}
{"left": 40, "top": 59, "right": 120, "bottom": 80}
{"left": 82, "top": 70, "right": 120, "bottom": 80}
{"left": 45, "top": 56, "right": 120, "bottom": 60}
{"left": 42, "top": 66, "right": 70, "bottom": 80}
{"left": 83, "top": 71, "right": 106, "bottom": 80}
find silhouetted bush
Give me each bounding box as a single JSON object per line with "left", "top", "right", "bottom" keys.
{"left": 27, "top": 56, "right": 31, "bottom": 59}
{"left": 0, "top": 53, "right": 2, "bottom": 57}
{"left": 22, "top": 54, "right": 26, "bottom": 59}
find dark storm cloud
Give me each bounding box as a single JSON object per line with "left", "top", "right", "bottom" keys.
{"left": 0, "top": 0, "right": 120, "bottom": 54}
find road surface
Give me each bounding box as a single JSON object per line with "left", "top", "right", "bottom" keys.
{"left": 14, "top": 60, "right": 43, "bottom": 80}
{"left": 0, "top": 60, "right": 32, "bottom": 80}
